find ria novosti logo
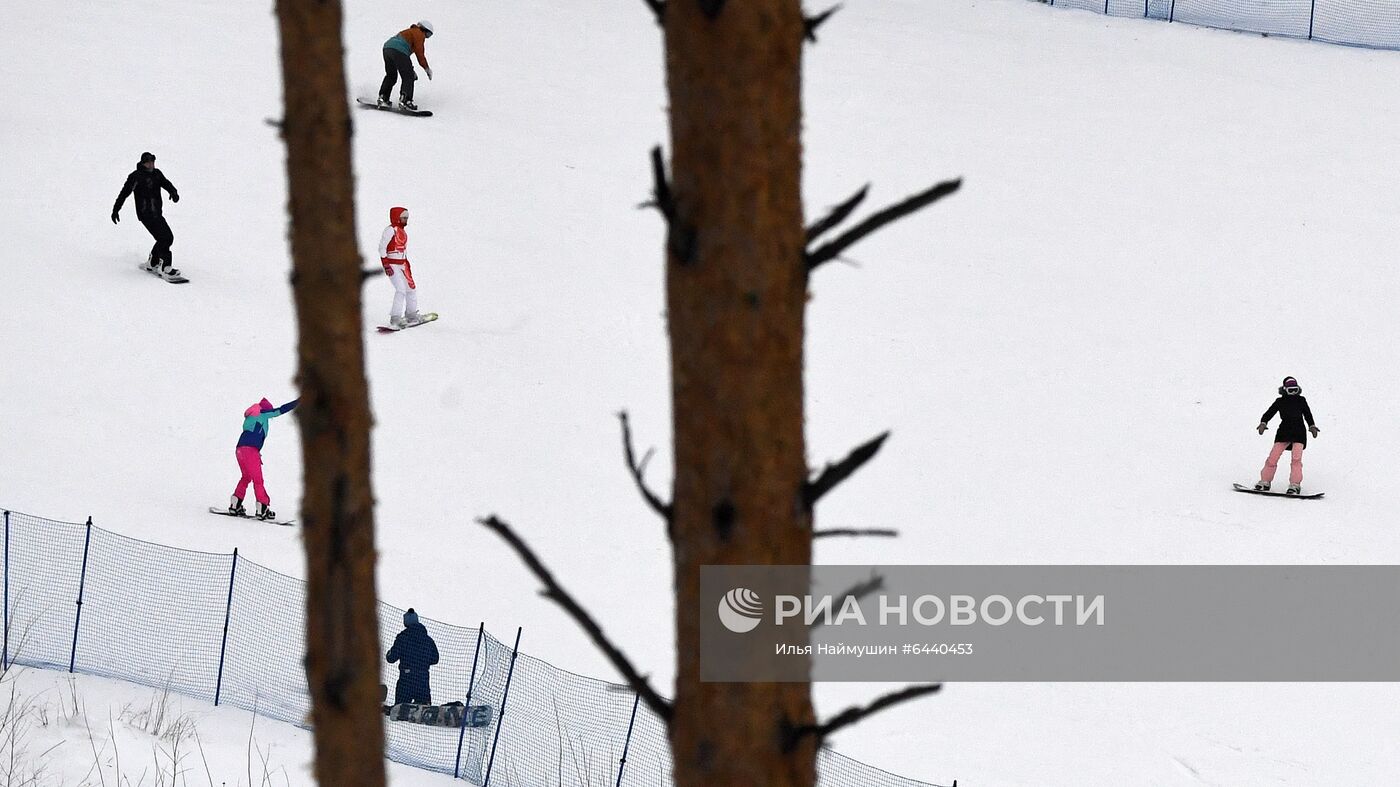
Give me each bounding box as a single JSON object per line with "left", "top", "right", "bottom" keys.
{"left": 717, "top": 588, "right": 764, "bottom": 633}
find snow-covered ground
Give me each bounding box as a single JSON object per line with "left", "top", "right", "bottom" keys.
{"left": 0, "top": 668, "right": 454, "bottom": 786}
{"left": 6, "top": 0, "right": 1400, "bottom": 783}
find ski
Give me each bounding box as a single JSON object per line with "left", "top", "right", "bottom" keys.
{"left": 1232, "top": 483, "right": 1324, "bottom": 500}
{"left": 138, "top": 262, "right": 189, "bottom": 284}
{"left": 377, "top": 312, "right": 439, "bottom": 333}
{"left": 356, "top": 98, "right": 433, "bottom": 117}
{"left": 208, "top": 507, "right": 296, "bottom": 526}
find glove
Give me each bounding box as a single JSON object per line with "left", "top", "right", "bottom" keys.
{"left": 425, "top": 66, "right": 433, "bottom": 80}
{"left": 171, "top": 193, "right": 179, "bottom": 203}
{"left": 382, "top": 257, "right": 393, "bottom": 276}
{"left": 110, "top": 212, "right": 120, "bottom": 224}
{"left": 1256, "top": 423, "right": 1268, "bottom": 435}
{"left": 1309, "top": 426, "right": 1320, "bottom": 438}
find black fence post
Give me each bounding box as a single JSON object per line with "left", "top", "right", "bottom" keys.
{"left": 453, "top": 622, "right": 487, "bottom": 779}
{"left": 1144, "top": 0, "right": 1149, "bottom": 18}
{"left": 1169, "top": 0, "right": 1176, "bottom": 22}
{"left": 482, "top": 627, "right": 522, "bottom": 787}
{"left": 1308, "top": 0, "right": 1317, "bottom": 40}
{"left": 69, "top": 517, "right": 93, "bottom": 673}
{"left": 615, "top": 691, "right": 641, "bottom": 787}
{"left": 2, "top": 510, "right": 8, "bottom": 671}
{"left": 214, "top": 548, "right": 239, "bottom": 706}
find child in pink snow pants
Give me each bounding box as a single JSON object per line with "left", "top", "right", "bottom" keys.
{"left": 230, "top": 397, "right": 298, "bottom": 520}
{"left": 1254, "top": 376, "right": 1319, "bottom": 495}
{"left": 234, "top": 446, "right": 268, "bottom": 505}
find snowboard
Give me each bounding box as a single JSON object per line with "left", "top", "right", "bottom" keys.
{"left": 377, "top": 312, "right": 439, "bottom": 333}
{"left": 378, "top": 685, "right": 492, "bottom": 728}
{"left": 138, "top": 262, "right": 189, "bottom": 284}
{"left": 356, "top": 98, "right": 433, "bottom": 117}
{"left": 208, "top": 507, "right": 296, "bottom": 526}
{"left": 383, "top": 701, "right": 494, "bottom": 728}
{"left": 1232, "top": 483, "right": 1324, "bottom": 500}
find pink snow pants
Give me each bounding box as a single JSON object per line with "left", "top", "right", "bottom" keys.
{"left": 1260, "top": 442, "right": 1304, "bottom": 486}
{"left": 233, "top": 446, "right": 270, "bottom": 505}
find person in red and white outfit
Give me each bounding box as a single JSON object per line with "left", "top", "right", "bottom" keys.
{"left": 379, "top": 206, "right": 425, "bottom": 328}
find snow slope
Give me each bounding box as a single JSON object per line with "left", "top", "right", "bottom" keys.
{"left": 0, "top": 668, "right": 455, "bottom": 786}
{"left": 6, "top": 0, "right": 1400, "bottom": 783}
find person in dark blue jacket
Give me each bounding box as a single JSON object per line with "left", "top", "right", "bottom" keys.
{"left": 387, "top": 608, "right": 440, "bottom": 704}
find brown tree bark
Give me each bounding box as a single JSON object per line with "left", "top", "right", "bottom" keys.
{"left": 663, "top": 2, "right": 817, "bottom": 785}
{"left": 274, "top": 2, "right": 386, "bottom": 785}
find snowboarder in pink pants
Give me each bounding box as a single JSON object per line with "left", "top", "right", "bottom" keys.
{"left": 1254, "top": 376, "right": 1319, "bottom": 495}
{"left": 230, "top": 397, "right": 299, "bottom": 520}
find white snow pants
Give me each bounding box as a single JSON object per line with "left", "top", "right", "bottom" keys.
{"left": 387, "top": 262, "right": 419, "bottom": 321}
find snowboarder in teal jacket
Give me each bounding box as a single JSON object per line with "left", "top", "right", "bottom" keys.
{"left": 230, "top": 397, "right": 298, "bottom": 520}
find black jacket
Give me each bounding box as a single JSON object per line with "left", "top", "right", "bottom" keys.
{"left": 113, "top": 164, "right": 178, "bottom": 220}
{"left": 1261, "top": 395, "right": 1316, "bottom": 447}
{"left": 386, "top": 622, "right": 440, "bottom": 675}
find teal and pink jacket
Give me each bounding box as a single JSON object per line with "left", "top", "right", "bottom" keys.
{"left": 236, "top": 398, "right": 299, "bottom": 451}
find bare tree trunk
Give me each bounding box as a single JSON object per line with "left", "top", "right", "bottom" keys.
{"left": 274, "top": 2, "right": 386, "bottom": 785}
{"left": 663, "top": 2, "right": 816, "bottom": 785}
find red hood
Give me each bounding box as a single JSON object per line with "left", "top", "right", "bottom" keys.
{"left": 390, "top": 206, "right": 408, "bottom": 226}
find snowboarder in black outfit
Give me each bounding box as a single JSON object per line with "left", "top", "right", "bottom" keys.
{"left": 386, "top": 608, "right": 440, "bottom": 704}
{"left": 1254, "top": 376, "right": 1320, "bottom": 495}
{"left": 112, "top": 152, "right": 180, "bottom": 277}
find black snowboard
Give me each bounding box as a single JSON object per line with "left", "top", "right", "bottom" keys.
{"left": 138, "top": 262, "right": 188, "bottom": 284}
{"left": 379, "top": 685, "right": 491, "bottom": 728}
{"left": 356, "top": 98, "right": 433, "bottom": 117}
{"left": 1232, "top": 483, "right": 1324, "bottom": 500}
{"left": 208, "top": 507, "right": 296, "bottom": 526}
{"left": 383, "top": 701, "right": 494, "bottom": 728}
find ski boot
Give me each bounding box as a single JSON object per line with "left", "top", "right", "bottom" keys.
{"left": 377, "top": 94, "right": 391, "bottom": 109}
{"left": 144, "top": 253, "right": 161, "bottom": 273}
{"left": 1286, "top": 484, "right": 1301, "bottom": 496}
{"left": 160, "top": 261, "right": 181, "bottom": 279}
{"left": 392, "top": 315, "right": 410, "bottom": 329}
{"left": 229, "top": 495, "right": 246, "bottom": 516}
{"left": 404, "top": 310, "right": 424, "bottom": 326}
{"left": 256, "top": 502, "right": 276, "bottom": 521}
{"left": 1253, "top": 481, "right": 1270, "bottom": 492}
{"left": 399, "top": 97, "right": 419, "bottom": 112}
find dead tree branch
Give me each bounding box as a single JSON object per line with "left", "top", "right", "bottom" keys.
{"left": 640, "top": 146, "right": 697, "bottom": 264}
{"left": 787, "top": 684, "right": 942, "bottom": 749}
{"left": 804, "top": 5, "right": 841, "bottom": 42}
{"left": 810, "top": 572, "right": 884, "bottom": 630}
{"left": 619, "top": 411, "right": 673, "bottom": 522}
{"left": 805, "top": 179, "right": 962, "bottom": 271}
{"left": 813, "top": 527, "right": 898, "bottom": 539}
{"left": 642, "top": 145, "right": 675, "bottom": 219}
{"left": 803, "top": 431, "right": 890, "bottom": 508}
{"left": 478, "top": 515, "right": 675, "bottom": 723}
{"left": 805, "top": 184, "right": 868, "bottom": 245}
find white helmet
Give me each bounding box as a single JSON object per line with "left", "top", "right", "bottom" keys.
{"left": 417, "top": 20, "right": 434, "bottom": 37}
